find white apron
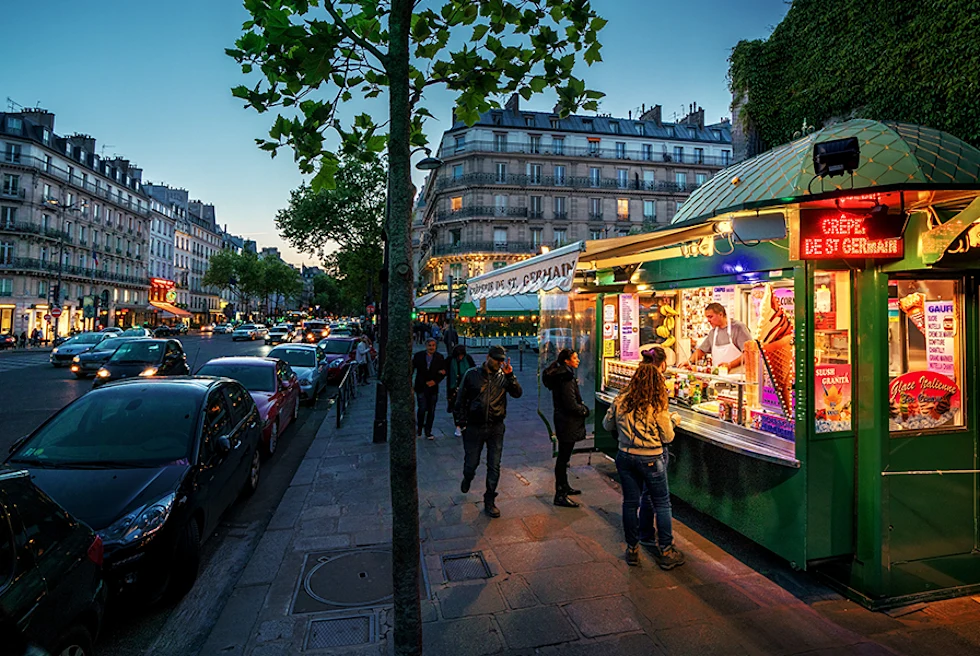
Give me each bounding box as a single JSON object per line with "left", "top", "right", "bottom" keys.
{"left": 711, "top": 324, "right": 743, "bottom": 372}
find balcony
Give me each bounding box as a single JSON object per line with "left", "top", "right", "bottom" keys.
{"left": 553, "top": 212, "right": 568, "bottom": 220}
{"left": 434, "top": 172, "right": 704, "bottom": 194}
{"left": 0, "top": 220, "right": 72, "bottom": 241}
{"left": 439, "top": 140, "right": 731, "bottom": 167}
{"left": 430, "top": 241, "right": 533, "bottom": 256}
{"left": 0, "top": 257, "right": 147, "bottom": 286}
{"left": 436, "top": 205, "right": 529, "bottom": 221}
{"left": 529, "top": 211, "right": 544, "bottom": 219}
{"left": 0, "top": 187, "right": 26, "bottom": 200}
{"left": 589, "top": 212, "right": 604, "bottom": 220}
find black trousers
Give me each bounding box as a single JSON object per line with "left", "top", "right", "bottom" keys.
{"left": 416, "top": 388, "right": 438, "bottom": 435}
{"left": 463, "top": 423, "right": 505, "bottom": 503}
{"left": 555, "top": 440, "right": 575, "bottom": 492}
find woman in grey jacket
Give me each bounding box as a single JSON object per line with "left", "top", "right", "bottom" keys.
{"left": 603, "top": 346, "right": 684, "bottom": 569}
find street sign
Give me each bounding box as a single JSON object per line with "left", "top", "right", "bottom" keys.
{"left": 43, "top": 314, "right": 52, "bottom": 322}
{"left": 50, "top": 307, "right": 63, "bottom": 318}
{"left": 366, "top": 303, "right": 375, "bottom": 315}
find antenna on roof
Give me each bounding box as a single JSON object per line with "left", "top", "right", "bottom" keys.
{"left": 6, "top": 97, "right": 23, "bottom": 112}
{"left": 100, "top": 145, "right": 116, "bottom": 158}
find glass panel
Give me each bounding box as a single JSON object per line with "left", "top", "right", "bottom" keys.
{"left": 814, "top": 271, "right": 852, "bottom": 433}
{"left": 538, "top": 292, "right": 596, "bottom": 435}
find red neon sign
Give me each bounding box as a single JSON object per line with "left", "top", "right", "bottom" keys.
{"left": 800, "top": 210, "right": 904, "bottom": 260}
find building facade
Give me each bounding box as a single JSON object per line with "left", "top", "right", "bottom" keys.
{"left": 1, "top": 109, "right": 151, "bottom": 337}
{"left": 148, "top": 198, "right": 175, "bottom": 281}
{"left": 418, "top": 98, "right": 732, "bottom": 287}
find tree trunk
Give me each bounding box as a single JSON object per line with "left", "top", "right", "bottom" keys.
{"left": 386, "top": 1, "right": 422, "bottom": 653}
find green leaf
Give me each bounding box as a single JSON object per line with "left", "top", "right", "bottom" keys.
{"left": 472, "top": 24, "right": 489, "bottom": 41}
{"left": 584, "top": 42, "right": 602, "bottom": 65}
{"left": 311, "top": 157, "right": 339, "bottom": 191}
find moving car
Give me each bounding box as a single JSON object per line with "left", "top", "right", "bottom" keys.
{"left": 153, "top": 324, "right": 177, "bottom": 337}
{"left": 100, "top": 327, "right": 124, "bottom": 335}
{"left": 199, "top": 323, "right": 214, "bottom": 333}
{"left": 6, "top": 377, "right": 263, "bottom": 601}
{"left": 268, "top": 344, "right": 328, "bottom": 402}
{"left": 0, "top": 333, "right": 15, "bottom": 350}
{"left": 0, "top": 469, "right": 107, "bottom": 655}
{"left": 93, "top": 338, "right": 190, "bottom": 388}
{"left": 302, "top": 321, "right": 330, "bottom": 343}
{"left": 196, "top": 357, "right": 300, "bottom": 456}
{"left": 264, "top": 325, "right": 294, "bottom": 345}
{"left": 50, "top": 332, "right": 115, "bottom": 367}
{"left": 213, "top": 323, "right": 234, "bottom": 335}
{"left": 316, "top": 337, "right": 359, "bottom": 384}
{"left": 172, "top": 323, "right": 189, "bottom": 335}
{"left": 71, "top": 336, "right": 146, "bottom": 378}
{"left": 122, "top": 327, "right": 154, "bottom": 338}
{"left": 232, "top": 324, "right": 264, "bottom": 341}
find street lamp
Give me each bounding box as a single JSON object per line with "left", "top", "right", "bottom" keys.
{"left": 45, "top": 197, "right": 88, "bottom": 340}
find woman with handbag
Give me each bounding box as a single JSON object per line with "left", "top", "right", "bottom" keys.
{"left": 603, "top": 346, "right": 685, "bottom": 569}
{"left": 446, "top": 345, "right": 475, "bottom": 437}
{"left": 542, "top": 348, "right": 590, "bottom": 508}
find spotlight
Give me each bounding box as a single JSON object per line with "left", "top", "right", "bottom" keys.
{"left": 813, "top": 137, "right": 860, "bottom": 178}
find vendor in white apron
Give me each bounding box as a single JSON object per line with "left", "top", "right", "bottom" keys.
{"left": 687, "top": 302, "right": 753, "bottom": 372}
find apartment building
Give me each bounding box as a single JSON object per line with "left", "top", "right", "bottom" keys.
{"left": 0, "top": 109, "right": 152, "bottom": 337}
{"left": 418, "top": 98, "right": 732, "bottom": 287}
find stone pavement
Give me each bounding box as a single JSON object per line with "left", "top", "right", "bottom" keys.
{"left": 200, "top": 352, "right": 980, "bottom": 656}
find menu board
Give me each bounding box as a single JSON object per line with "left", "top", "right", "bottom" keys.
{"left": 924, "top": 300, "right": 956, "bottom": 377}
{"left": 619, "top": 294, "right": 640, "bottom": 361}
{"left": 815, "top": 364, "right": 852, "bottom": 433}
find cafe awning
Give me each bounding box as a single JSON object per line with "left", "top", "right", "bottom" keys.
{"left": 458, "top": 293, "right": 539, "bottom": 318}
{"left": 414, "top": 291, "right": 449, "bottom": 313}
{"left": 149, "top": 301, "right": 192, "bottom": 318}
{"left": 467, "top": 242, "right": 584, "bottom": 300}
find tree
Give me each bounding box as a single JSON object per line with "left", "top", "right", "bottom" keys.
{"left": 204, "top": 250, "right": 265, "bottom": 319}
{"left": 261, "top": 256, "right": 304, "bottom": 318}
{"left": 228, "top": 3, "right": 605, "bottom": 652}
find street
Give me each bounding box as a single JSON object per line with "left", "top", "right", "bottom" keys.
{"left": 0, "top": 333, "right": 338, "bottom": 656}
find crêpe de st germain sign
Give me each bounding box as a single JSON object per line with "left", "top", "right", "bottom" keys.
{"left": 468, "top": 243, "right": 582, "bottom": 300}
{"left": 799, "top": 208, "right": 904, "bottom": 259}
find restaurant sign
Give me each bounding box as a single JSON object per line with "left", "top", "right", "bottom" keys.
{"left": 798, "top": 209, "right": 904, "bottom": 260}
{"left": 468, "top": 244, "right": 581, "bottom": 300}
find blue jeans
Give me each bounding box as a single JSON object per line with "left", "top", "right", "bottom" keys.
{"left": 615, "top": 449, "right": 673, "bottom": 550}
{"left": 462, "top": 423, "right": 505, "bottom": 503}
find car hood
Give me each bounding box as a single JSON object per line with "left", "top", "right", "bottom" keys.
{"left": 104, "top": 361, "right": 159, "bottom": 377}
{"left": 290, "top": 366, "right": 315, "bottom": 380}
{"left": 57, "top": 344, "right": 95, "bottom": 355}
{"left": 25, "top": 463, "right": 189, "bottom": 531}
{"left": 77, "top": 350, "right": 114, "bottom": 363}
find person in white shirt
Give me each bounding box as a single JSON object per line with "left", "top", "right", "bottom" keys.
{"left": 355, "top": 336, "right": 372, "bottom": 384}
{"left": 687, "top": 302, "right": 752, "bottom": 371}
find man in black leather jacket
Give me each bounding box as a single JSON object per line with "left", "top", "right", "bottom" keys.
{"left": 454, "top": 345, "right": 522, "bottom": 518}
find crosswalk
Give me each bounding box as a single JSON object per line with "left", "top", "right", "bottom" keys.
{"left": 0, "top": 351, "right": 52, "bottom": 374}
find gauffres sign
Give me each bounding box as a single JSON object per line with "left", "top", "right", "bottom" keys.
{"left": 469, "top": 250, "right": 580, "bottom": 300}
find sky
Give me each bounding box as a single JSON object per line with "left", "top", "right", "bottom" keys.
{"left": 1, "top": 1, "right": 790, "bottom": 266}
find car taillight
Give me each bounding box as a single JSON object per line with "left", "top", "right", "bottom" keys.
{"left": 88, "top": 535, "right": 104, "bottom": 567}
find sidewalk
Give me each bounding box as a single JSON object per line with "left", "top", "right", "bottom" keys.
{"left": 200, "top": 358, "right": 980, "bottom": 656}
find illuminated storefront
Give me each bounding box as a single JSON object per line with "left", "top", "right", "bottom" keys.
{"left": 147, "top": 277, "right": 191, "bottom": 324}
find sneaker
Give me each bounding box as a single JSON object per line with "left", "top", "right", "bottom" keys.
{"left": 426, "top": 434, "right": 435, "bottom": 440}
{"left": 625, "top": 544, "right": 641, "bottom": 567}
{"left": 460, "top": 477, "right": 472, "bottom": 493}
{"left": 484, "top": 502, "right": 501, "bottom": 518}
{"left": 655, "top": 544, "right": 686, "bottom": 570}
{"left": 553, "top": 494, "right": 580, "bottom": 508}
{"left": 454, "top": 427, "right": 462, "bottom": 437}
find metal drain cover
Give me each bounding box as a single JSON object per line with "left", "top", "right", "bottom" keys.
{"left": 442, "top": 552, "right": 491, "bottom": 582}
{"left": 305, "top": 614, "right": 377, "bottom": 650}
{"left": 293, "top": 547, "right": 393, "bottom": 614}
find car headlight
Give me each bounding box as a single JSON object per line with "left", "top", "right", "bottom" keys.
{"left": 139, "top": 366, "right": 159, "bottom": 377}
{"left": 52, "top": 347, "right": 59, "bottom": 354}
{"left": 329, "top": 360, "right": 341, "bottom": 368}
{"left": 72, "top": 355, "right": 81, "bottom": 363}
{"left": 99, "top": 492, "right": 176, "bottom": 545}
{"left": 97, "top": 368, "right": 110, "bottom": 378}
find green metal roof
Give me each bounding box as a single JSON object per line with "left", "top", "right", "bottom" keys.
{"left": 672, "top": 119, "right": 980, "bottom": 224}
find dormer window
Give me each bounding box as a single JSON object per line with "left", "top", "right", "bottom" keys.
{"left": 610, "top": 122, "right": 619, "bottom": 134}
{"left": 6, "top": 118, "right": 23, "bottom": 133}
{"left": 491, "top": 112, "right": 502, "bottom": 126}
{"left": 524, "top": 115, "right": 535, "bottom": 127}
{"left": 549, "top": 118, "right": 559, "bottom": 129}
{"left": 637, "top": 124, "right": 646, "bottom": 136}
{"left": 583, "top": 119, "right": 594, "bottom": 131}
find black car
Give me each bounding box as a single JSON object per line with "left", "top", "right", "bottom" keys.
{"left": 6, "top": 377, "right": 263, "bottom": 602}
{"left": 0, "top": 333, "right": 16, "bottom": 350}
{"left": 93, "top": 338, "right": 189, "bottom": 388}
{"left": 70, "top": 336, "right": 146, "bottom": 379}
{"left": 302, "top": 321, "right": 330, "bottom": 343}
{"left": 0, "top": 469, "right": 106, "bottom": 655}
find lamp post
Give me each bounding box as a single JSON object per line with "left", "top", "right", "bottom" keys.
{"left": 45, "top": 197, "right": 87, "bottom": 340}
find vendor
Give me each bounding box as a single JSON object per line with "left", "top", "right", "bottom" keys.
{"left": 687, "top": 302, "right": 752, "bottom": 371}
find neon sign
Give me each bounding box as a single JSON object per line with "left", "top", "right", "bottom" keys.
{"left": 799, "top": 210, "right": 904, "bottom": 260}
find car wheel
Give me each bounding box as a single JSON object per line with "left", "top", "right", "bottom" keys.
{"left": 244, "top": 447, "right": 261, "bottom": 495}
{"left": 54, "top": 624, "right": 94, "bottom": 656}
{"left": 266, "top": 418, "right": 279, "bottom": 457}
{"left": 167, "top": 520, "right": 201, "bottom": 601}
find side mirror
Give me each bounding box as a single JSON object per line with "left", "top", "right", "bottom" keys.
{"left": 215, "top": 435, "right": 232, "bottom": 454}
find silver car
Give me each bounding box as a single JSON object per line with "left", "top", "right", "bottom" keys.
{"left": 268, "top": 344, "right": 328, "bottom": 401}
{"left": 232, "top": 324, "right": 260, "bottom": 341}
{"left": 50, "top": 332, "right": 115, "bottom": 367}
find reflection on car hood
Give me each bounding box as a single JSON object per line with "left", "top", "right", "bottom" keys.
{"left": 58, "top": 345, "right": 94, "bottom": 355}
{"left": 77, "top": 350, "right": 114, "bottom": 362}
{"left": 104, "top": 362, "right": 158, "bottom": 376}
{"left": 27, "top": 464, "right": 188, "bottom": 531}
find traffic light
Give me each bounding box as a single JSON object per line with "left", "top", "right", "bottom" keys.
{"left": 411, "top": 310, "right": 417, "bottom": 320}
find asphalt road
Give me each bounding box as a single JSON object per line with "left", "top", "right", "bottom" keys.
{"left": 0, "top": 333, "right": 338, "bottom": 656}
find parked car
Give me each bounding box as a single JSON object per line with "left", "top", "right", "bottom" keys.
{"left": 100, "top": 327, "right": 124, "bottom": 335}
{"left": 232, "top": 324, "right": 263, "bottom": 341}
{"left": 213, "top": 323, "right": 234, "bottom": 335}
{"left": 93, "top": 338, "right": 190, "bottom": 388}
{"left": 316, "top": 337, "right": 359, "bottom": 384}
{"left": 5, "top": 377, "right": 262, "bottom": 602}
{"left": 71, "top": 336, "right": 146, "bottom": 379}
{"left": 172, "top": 323, "right": 189, "bottom": 335}
{"left": 122, "top": 327, "right": 154, "bottom": 338}
{"left": 302, "top": 321, "right": 330, "bottom": 343}
{"left": 268, "top": 344, "right": 328, "bottom": 402}
{"left": 152, "top": 324, "right": 176, "bottom": 337}
{"left": 0, "top": 333, "right": 16, "bottom": 350}
{"left": 264, "top": 325, "right": 294, "bottom": 345}
{"left": 0, "top": 469, "right": 107, "bottom": 655}
{"left": 50, "top": 332, "right": 115, "bottom": 367}
{"left": 196, "top": 357, "right": 300, "bottom": 456}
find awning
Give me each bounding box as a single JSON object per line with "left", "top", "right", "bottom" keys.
{"left": 149, "top": 301, "right": 192, "bottom": 318}
{"left": 458, "top": 293, "right": 539, "bottom": 317}
{"left": 414, "top": 291, "right": 449, "bottom": 312}
{"left": 467, "top": 242, "right": 584, "bottom": 300}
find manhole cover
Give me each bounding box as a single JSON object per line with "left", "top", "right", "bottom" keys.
{"left": 293, "top": 547, "right": 393, "bottom": 614}
{"left": 442, "top": 552, "right": 491, "bottom": 582}
{"left": 305, "top": 614, "right": 377, "bottom": 650}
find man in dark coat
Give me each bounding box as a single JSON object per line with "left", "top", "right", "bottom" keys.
{"left": 454, "top": 345, "right": 523, "bottom": 518}
{"left": 412, "top": 338, "right": 447, "bottom": 439}
{"left": 542, "top": 349, "right": 590, "bottom": 507}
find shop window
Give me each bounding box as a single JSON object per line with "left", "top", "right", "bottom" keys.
{"left": 888, "top": 279, "right": 964, "bottom": 432}
{"left": 814, "top": 271, "right": 852, "bottom": 433}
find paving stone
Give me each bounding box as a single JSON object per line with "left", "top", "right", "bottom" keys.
{"left": 874, "top": 626, "right": 980, "bottom": 655}
{"left": 476, "top": 517, "right": 535, "bottom": 545}
{"left": 688, "top": 581, "right": 762, "bottom": 616}
{"left": 354, "top": 528, "right": 391, "bottom": 546}
{"left": 292, "top": 535, "right": 351, "bottom": 552}
{"left": 495, "top": 606, "right": 579, "bottom": 649}
{"left": 437, "top": 582, "right": 507, "bottom": 619}
{"left": 544, "top": 632, "right": 665, "bottom": 656}
{"left": 497, "top": 576, "right": 538, "bottom": 610}
{"left": 522, "top": 513, "right": 576, "bottom": 539}
{"left": 730, "top": 606, "right": 860, "bottom": 655}
{"left": 790, "top": 644, "right": 902, "bottom": 656}
{"left": 810, "top": 599, "right": 907, "bottom": 637}
{"left": 421, "top": 616, "right": 502, "bottom": 656}
{"left": 493, "top": 538, "right": 594, "bottom": 573}
{"left": 729, "top": 573, "right": 809, "bottom": 609}
{"left": 255, "top": 619, "right": 295, "bottom": 644}
{"left": 655, "top": 621, "right": 754, "bottom": 656}
{"left": 198, "top": 584, "right": 269, "bottom": 655}
{"left": 523, "top": 562, "right": 628, "bottom": 604}
{"left": 631, "top": 584, "right": 718, "bottom": 629}
{"left": 266, "top": 485, "right": 310, "bottom": 530}
{"left": 563, "top": 595, "right": 644, "bottom": 637}
{"left": 238, "top": 530, "right": 292, "bottom": 586}
{"left": 429, "top": 523, "right": 478, "bottom": 541}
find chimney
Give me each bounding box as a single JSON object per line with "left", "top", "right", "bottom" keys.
{"left": 639, "top": 104, "right": 662, "bottom": 124}
{"left": 20, "top": 108, "right": 55, "bottom": 131}
{"left": 451, "top": 106, "right": 458, "bottom": 124}
{"left": 68, "top": 133, "right": 96, "bottom": 153}
{"left": 681, "top": 103, "right": 705, "bottom": 129}
{"left": 504, "top": 93, "right": 520, "bottom": 114}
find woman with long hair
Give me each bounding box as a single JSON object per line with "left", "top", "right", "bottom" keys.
{"left": 542, "top": 348, "right": 590, "bottom": 507}
{"left": 602, "top": 346, "right": 684, "bottom": 569}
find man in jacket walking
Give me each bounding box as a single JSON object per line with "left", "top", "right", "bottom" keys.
{"left": 412, "top": 338, "right": 447, "bottom": 439}
{"left": 454, "top": 345, "right": 523, "bottom": 518}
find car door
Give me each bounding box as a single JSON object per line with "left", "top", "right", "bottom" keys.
{"left": 222, "top": 383, "right": 258, "bottom": 494}
{"left": 197, "top": 388, "right": 237, "bottom": 532}
{"left": 0, "top": 484, "right": 47, "bottom": 646}
{"left": 277, "top": 362, "right": 299, "bottom": 423}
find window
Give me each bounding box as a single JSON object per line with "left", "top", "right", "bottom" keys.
{"left": 615, "top": 142, "right": 626, "bottom": 158}
{"left": 529, "top": 135, "right": 541, "bottom": 154}
{"left": 888, "top": 279, "right": 964, "bottom": 432}
{"left": 11, "top": 486, "right": 73, "bottom": 562}
{"left": 643, "top": 170, "right": 655, "bottom": 190}
{"left": 696, "top": 173, "right": 708, "bottom": 186}
{"left": 524, "top": 115, "right": 535, "bottom": 127}
{"left": 813, "top": 271, "right": 852, "bottom": 433}
{"left": 529, "top": 196, "right": 543, "bottom": 218}
{"left": 550, "top": 118, "right": 560, "bottom": 129}
{"left": 493, "top": 261, "right": 507, "bottom": 270}
{"left": 40, "top": 247, "right": 48, "bottom": 262}
{"left": 493, "top": 228, "right": 508, "bottom": 250}
{"left": 3, "top": 143, "right": 21, "bottom": 164}
{"left": 675, "top": 172, "right": 688, "bottom": 187}
{"left": 673, "top": 146, "right": 684, "bottom": 162}
{"left": 530, "top": 228, "right": 543, "bottom": 248}
{"left": 38, "top": 280, "right": 48, "bottom": 298}
{"left": 552, "top": 137, "right": 564, "bottom": 155}
{"left": 450, "top": 262, "right": 464, "bottom": 280}
{"left": 554, "top": 228, "right": 567, "bottom": 246}
{"left": 529, "top": 164, "right": 542, "bottom": 185}
{"left": 494, "top": 195, "right": 507, "bottom": 214}
{"left": 695, "top": 147, "right": 704, "bottom": 164}
{"left": 617, "top": 169, "right": 628, "bottom": 189}
{"left": 203, "top": 390, "right": 232, "bottom": 452}
{"left": 554, "top": 165, "right": 566, "bottom": 186}
{"left": 610, "top": 122, "right": 619, "bottom": 134}
{"left": 637, "top": 124, "right": 646, "bottom": 136}
{"left": 642, "top": 144, "right": 653, "bottom": 161}
{"left": 0, "top": 278, "right": 11, "bottom": 295}
{"left": 553, "top": 197, "right": 567, "bottom": 219}
{"left": 722, "top": 150, "right": 731, "bottom": 165}
{"left": 450, "top": 196, "right": 462, "bottom": 212}
{"left": 0, "top": 206, "right": 15, "bottom": 227}
{"left": 643, "top": 200, "right": 656, "bottom": 220}
{"left": 493, "top": 133, "right": 507, "bottom": 152}
{"left": 589, "top": 198, "right": 602, "bottom": 219}
{"left": 6, "top": 117, "right": 23, "bottom": 133}
{"left": 589, "top": 167, "right": 601, "bottom": 187}
{"left": 452, "top": 164, "right": 463, "bottom": 180}
{"left": 590, "top": 229, "right": 604, "bottom": 240}
{"left": 1, "top": 175, "right": 19, "bottom": 195}
{"left": 0, "top": 241, "right": 12, "bottom": 264}
{"left": 588, "top": 138, "right": 600, "bottom": 155}
{"left": 495, "top": 162, "right": 507, "bottom": 183}
{"left": 617, "top": 199, "right": 630, "bottom": 220}
{"left": 224, "top": 383, "right": 254, "bottom": 425}
{"left": 450, "top": 229, "right": 461, "bottom": 246}
{"left": 583, "top": 119, "right": 594, "bottom": 131}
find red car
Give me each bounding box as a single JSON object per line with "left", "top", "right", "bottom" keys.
{"left": 196, "top": 356, "right": 300, "bottom": 456}
{"left": 316, "top": 337, "right": 360, "bottom": 384}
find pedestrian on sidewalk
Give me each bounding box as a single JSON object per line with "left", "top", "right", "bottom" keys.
{"left": 542, "top": 348, "right": 590, "bottom": 508}
{"left": 355, "top": 335, "right": 372, "bottom": 384}
{"left": 443, "top": 323, "right": 458, "bottom": 356}
{"left": 446, "top": 344, "right": 476, "bottom": 437}
{"left": 603, "top": 346, "right": 685, "bottom": 569}
{"left": 412, "top": 338, "right": 446, "bottom": 440}
{"left": 455, "top": 345, "right": 522, "bottom": 518}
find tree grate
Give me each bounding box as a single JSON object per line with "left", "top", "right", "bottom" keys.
{"left": 304, "top": 614, "right": 377, "bottom": 650}
{"left": 441, "top": 551, "right": 492, "bottom": 582}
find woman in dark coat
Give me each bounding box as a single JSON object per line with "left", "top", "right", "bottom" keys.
{"left": 542, "top": 348, "right": 590, "bottom": 507}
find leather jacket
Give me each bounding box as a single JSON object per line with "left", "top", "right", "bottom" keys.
{"left": 454, "top": 363, "right": 522, "bottom": 427}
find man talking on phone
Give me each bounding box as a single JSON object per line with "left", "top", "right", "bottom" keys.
{"left": 454, "top": 345, "right": 523, "bottom": 518}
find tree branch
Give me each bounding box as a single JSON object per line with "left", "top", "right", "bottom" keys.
{"left": 323, "top": 0, "right": 389, "bottom": 69}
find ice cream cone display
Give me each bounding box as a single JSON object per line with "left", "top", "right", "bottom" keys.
{"left": 743, "top": 340, "right": 760, "bottom": 409}
{"left": 755, "top": 283, "right": 795, "bottom": 417}
{"left": 899, "top": 292, "right": 926, "bottom": 335}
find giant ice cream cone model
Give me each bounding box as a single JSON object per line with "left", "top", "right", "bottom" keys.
{"left": 755, "top": 283, "right": 795, "bottom": 416}
{"left": 899, "top": 292, "right": 926, "bottom": 335}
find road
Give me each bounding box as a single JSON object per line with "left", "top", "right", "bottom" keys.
{"left": 0, "top": 333, "right": 338, "bottom": 656}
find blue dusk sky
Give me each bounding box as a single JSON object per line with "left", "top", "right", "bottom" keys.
{"left": 1, "top": 1, "right": 789, "bottom": 266}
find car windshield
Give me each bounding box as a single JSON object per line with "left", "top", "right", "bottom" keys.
{"left": 270, "top": 327, "right": 288, "bottom": 334}
{"left": 121, "top": 328, "right": 147, "bottom": 337}
{"left": 93, "top": 339, "right": 126, "bottom": 353}
{"left": 9, "top": 386, "right": 202, "bottom": 467}
{"left": 270, "top": 348, "right": 315, "bottom": 368}
{"left": 109, "top": 341, "right": 166, "bottom": 363}
{"left": 238, "top": 325, "right": 257, "bottom": 330}
{"left": 69, "top": 333, "right": 104, "bottom": 345}
{"left": 196, "top": 363, "right": 276, "bottom": 392}
{"left": 320, "top": 340, "right": 353, "bottom": 354}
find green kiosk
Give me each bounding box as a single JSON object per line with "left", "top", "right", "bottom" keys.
{"left": 466, "top": 119, "right": 980, "bottom": 608}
